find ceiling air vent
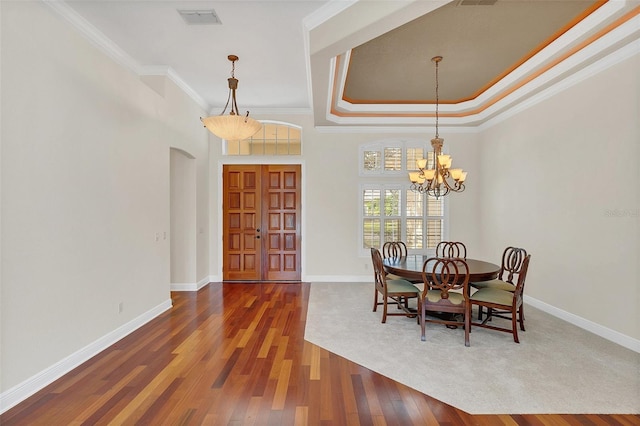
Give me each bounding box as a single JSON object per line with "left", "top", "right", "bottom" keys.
{"left": 177, "top": 9, "right": 222, "bottom": 25}
{"left": 457, "top": 0, "right": 497, "bottom": 5}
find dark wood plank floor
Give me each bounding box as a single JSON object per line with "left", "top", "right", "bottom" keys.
{"left": 1, "top": 282, "right": 639, "bottom": 425}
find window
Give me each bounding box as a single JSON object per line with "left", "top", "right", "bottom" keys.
{"left": 359, "top": 140, "right": 446, "bottom": 256}
{"left": 225, "top": 121, "right": 301, "bottom": 155}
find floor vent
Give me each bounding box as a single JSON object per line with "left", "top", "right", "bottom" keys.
{"left": 177, "top": 9, "right": 222, "bottom": 25}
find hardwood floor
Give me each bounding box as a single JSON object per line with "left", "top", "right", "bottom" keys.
{"left": 1, "top": 282, "right": 638, "bottom": 425}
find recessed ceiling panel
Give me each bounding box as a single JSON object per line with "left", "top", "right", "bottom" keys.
{"left": 344, "top": 0, "right": 603, "bottom": 104}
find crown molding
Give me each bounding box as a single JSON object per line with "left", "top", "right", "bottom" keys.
{"left": 43, "top": 0, "right": 141, "bottom": 74}
{"left": 314, "top": 125, "right": 479, "bottom": 134}
{"left": 480, "top": 29, "right": 640, "bottom": 132}
{"left": 302, "top": 0, "right": 358, "bottom": 32}
{"left": 140, "top": 66, "right": 209, "bottom": 111}
{"left": 205, "top": 107, "right": 313, "bottom": 116}
{"left": 42, "top": 0, "right": 209, "bottom": 112}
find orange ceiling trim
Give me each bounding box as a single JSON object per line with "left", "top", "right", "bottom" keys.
{"left": 460, "top": 0, "right": 608, "bottom": 104}
{"left": 330, "top": 5, "right": 640, "bottom": 119}
{"left": 341, "top": 96, "right": 454, "bottom": 105}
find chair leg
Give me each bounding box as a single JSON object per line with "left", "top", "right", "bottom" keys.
{"left": 420, "top": 302, "right": 426, "bottom": 341}
{"left": 382, "top": 298, "right": 387, "bottom": 323}
{"left": 512, "top": 312, "right": 520, "bottom": 343}
{"left": 373, "top": 290, "right": 378, "bottom": 312}
{"left": 478, "top": 306, "right": 483, "bottom": 321}
{"left": 518, "top": 305, "right": 525, "bottom": 331}
{"left": 464, "top": 306, "right": 470, "bottom": 347}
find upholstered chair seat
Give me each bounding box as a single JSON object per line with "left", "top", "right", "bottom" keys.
{"left": 470, "top": 279, "right": 516, "bottom": 292}
{"left": 386, "top": 279, "right": 421, "bottom": 294}
{"left": 424, "top": 289, "right": 465, "bottom": 304}
{"left": 470, "top": 288, "right": 514, "bottom": 306}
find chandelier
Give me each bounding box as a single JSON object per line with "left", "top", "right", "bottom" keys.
{"left": 201, "top": 55, "right": 262, "bottom": 141}
{"left": 409, "top": 56, "right": 467, "bottom": 198}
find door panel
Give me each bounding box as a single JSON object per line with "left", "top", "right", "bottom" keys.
{"left": 262, "top": 166, "right": 301, "bottom": 281}
{"left": 223, "top": 166, "right": 261, "bottom": 280}
{"left": 223, "top": 164, "right": 301, "bottom": 281}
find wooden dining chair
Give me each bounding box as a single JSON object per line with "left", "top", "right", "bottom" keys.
{"left": 470, "top": 246, "right": 528, "bottom": 320}
{"left": 371, "top": 248, "right": 420, "bottom": 323}
{"left": 468, "top": 254, "right": 531, "bottom": 343}
{"left": 382, "top": 241, "right": 407, "bottom": 259}
{"left": 382, "top": 241, "right": 421, "bottom": 283}
{"left": 435, "top": 241, "right": 467, "bottom": 259}
{"left": 418, "top": 257, "right": 471, "bottom": 346}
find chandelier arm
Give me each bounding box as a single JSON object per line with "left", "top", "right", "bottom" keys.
{"left": 231, "top": 89, "right": 238, "bottom": 116}
{"left": 439, "top": 173, "right": 466, "bottom": 192}
{"left": 219, "top": 87, "right": 232, "bottom": 116}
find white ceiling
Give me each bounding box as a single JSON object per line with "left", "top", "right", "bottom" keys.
{"left": 53, "top": 0, "right": 640, "bottom": 129}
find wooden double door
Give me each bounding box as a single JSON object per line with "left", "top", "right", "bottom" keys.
{"left": 223, "top": 165, "right": 301, "bottom": 281}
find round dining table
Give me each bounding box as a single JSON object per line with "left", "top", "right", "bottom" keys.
{"left": 382, "top": 255, "right": 500, "bottom": 283}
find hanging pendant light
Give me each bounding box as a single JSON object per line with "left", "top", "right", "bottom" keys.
{"left": 409, "top": 56, "right": 467, "bottom": 198}
{"left": 201, "top": 55, "right": 262, "bottom": 141}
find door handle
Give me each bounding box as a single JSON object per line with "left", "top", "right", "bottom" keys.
{"left": 256, "top": 228, "right": 261, "bottom": 232}
{"left": 256, "top": 235, "right": 261, "bottom": 239}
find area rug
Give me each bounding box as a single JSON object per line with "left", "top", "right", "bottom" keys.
{"left": 304, "top": 282, "right": 640, "bottom": 414}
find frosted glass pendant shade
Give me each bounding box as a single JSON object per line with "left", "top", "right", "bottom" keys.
{"left": 201, "top": 114, "right": 262, "bottom": 141}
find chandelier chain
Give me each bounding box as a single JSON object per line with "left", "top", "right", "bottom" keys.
{"left": 435, "top": 58, "right": 439, "bottom": 139}
{"left": 407, "top": 55, "right": 467, "bottom": 198}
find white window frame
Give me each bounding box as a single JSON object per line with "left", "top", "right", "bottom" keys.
{"left": 223, "top": 120, "right": 302, "bottom": 156}
{"left": 358, "top": 139, "right": 449, "bottom": 258}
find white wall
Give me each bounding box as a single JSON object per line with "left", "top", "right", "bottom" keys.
{"left": 170, "top": 149, "right": 197, "bottom": 285}
{"left": 208, "top": 114, "right": 484, "bottom": 280}
{"left": 147, "top": 77, "right": 210, "bottom": 286}
{"left": 477, "top": 52, "right": 639, "bottom": 340}
{"left": 0, "top": 0, "right": 209, "bottom": 398}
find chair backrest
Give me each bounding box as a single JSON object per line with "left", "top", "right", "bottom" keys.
{"left": 382, "top": 241, "right": 408, "bottom": 259}
{"left": 435, "top": 241, "right": 467, "bottom": 259}
{"left": 512, "top": 254, "right": 532, "bottom": 300}
{"left": 498, "top": 247, "right": 528, "bottom": 283}
{"left": 370, "top": 247, "right": 387, "bottom": 290}
{"left": 421, "top": 257, "right": 470, "bottom": 300}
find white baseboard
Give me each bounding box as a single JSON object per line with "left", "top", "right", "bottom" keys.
{"left": 305, "top": 275, "right": 371, "bottom": 282}
{"left": 525, "top": 295, "right": 640, "bottom": 353}
{"left": 170, "top": 276, "right": 210, "bottom": 292}
{"left": 0, "top": 299, "right": 173, "bottom": 414}
{"left": 170, "top": 282, "right": 196, "bottom": 291}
